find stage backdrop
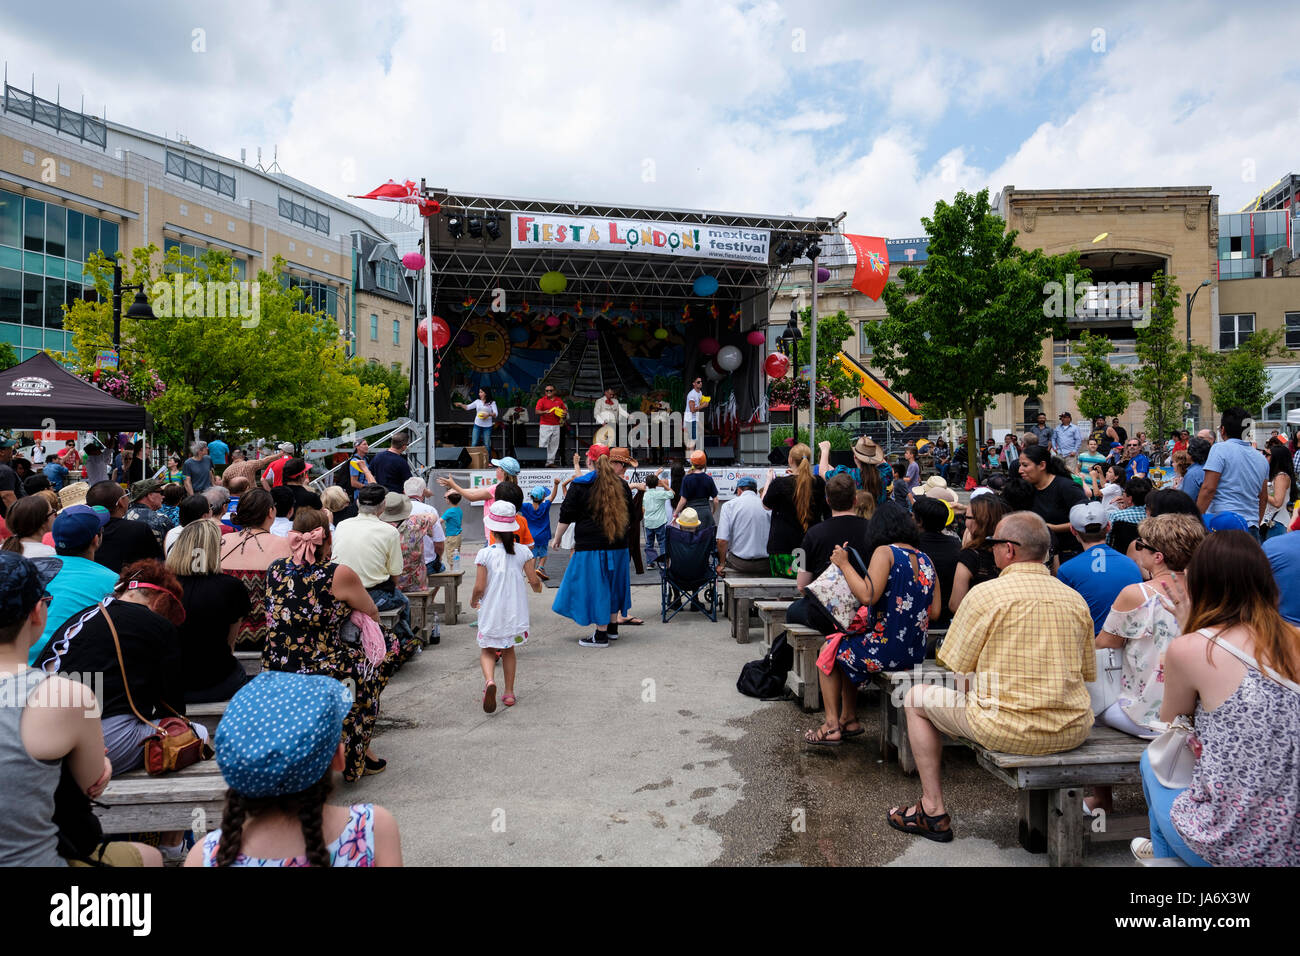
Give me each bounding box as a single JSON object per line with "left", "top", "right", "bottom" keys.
{"left": 458, "top": 467, "right": 772, "bottom": 506}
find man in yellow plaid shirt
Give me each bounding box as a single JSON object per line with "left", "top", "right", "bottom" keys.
{"left": 888, "top": 511, "right": 1096, "bottom": 843}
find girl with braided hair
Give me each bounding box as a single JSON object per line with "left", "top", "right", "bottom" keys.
{"left": 188, "top": 671, "right": 402, "bottom": 867}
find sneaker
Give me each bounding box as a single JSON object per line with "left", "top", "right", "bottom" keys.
{"left": 1130, "top": 837, "right": 1154, "bottom": 861}
{"left": 158, "top": 841, "right": 188, "bottom": 863}
{"left": 607, "top": 630, "right": 620, "bottom": 641}
{"left": 578, "top": 633, "right": 610, "bottom": 648}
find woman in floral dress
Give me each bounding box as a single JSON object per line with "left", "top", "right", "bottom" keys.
{"left": 803, "top": 502, "right": 942, "bottom": 745}
{"left": 263, "top": 507, "right": 389, "bottom": 781}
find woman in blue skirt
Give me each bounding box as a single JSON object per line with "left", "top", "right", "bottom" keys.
{"left": 553, "top": 444, "right": 635, "bottom": 649}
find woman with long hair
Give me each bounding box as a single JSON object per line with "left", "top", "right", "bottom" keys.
{"left": 1018, "top": 444, "right": 1087, "bottom": 561}
{"left": 169, "top": 520, "right": 252, "bottom": 703}
{"left": 436, "top": 455, "right": 520, "bottom": 508}
{"left": 1, "top": 497, "right": 55, "bottom": 558}
{"left": 218, "top": 489, "right": 292, "bottom": 652}
{"left": 763, "top": 443, "right": 828, "bottom": 578}
{"left": 948, "top": 494, "right": 1012, "bottom": 614}
{"left": 456, "top": 386, "right": 499, "bottom": 450}
{"left": 1262, "top": 443, "right": 1298, "bottom": 539}
{"left": 552, "top": 446, "right": 635, "bottom": 649}
{"left": 263, "top": 508, "right": 386, "bottom": 781}
{"left": 1135, "top": 531, "right": 1300, "bottom": 865}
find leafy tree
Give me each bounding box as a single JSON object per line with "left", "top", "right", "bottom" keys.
{"left": 64, "top": 246, "right": 388, "bottom": 447}
{"left": 348, "top": 359, "right": 411, "bottom": 422}
{"left": 0, "top": 343, "right": 17, "bottom": 372}
{"left": 1194, "top": 328, "right": 1284, "bottom": 417}
{"left": 780, "top": 307, "right": 861, "bottom": 423}
{"left": 865, "top": 188, "right": 1084, "bottom": 472}
{"left": 1059, "top": 329, "right": 1133, "bottom": 421}
{"left": 1132, "top": 271, "right": 1192, "bottom": 442}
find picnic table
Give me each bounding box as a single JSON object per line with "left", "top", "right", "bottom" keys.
{"left": 720, "top": 576, "right": 800, "bottom": 643}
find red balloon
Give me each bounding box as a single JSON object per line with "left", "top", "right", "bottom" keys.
{"left": 764, "top": 353, "right": 790, "bottom": 378}
{"left": 418, "top": 316, "right": 451, "bottom": 348}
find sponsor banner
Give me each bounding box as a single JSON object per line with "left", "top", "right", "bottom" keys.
{"left": 459, "top": 467, "right": 770, "bottom": 506}
{"left": 510, "top": 213, "right": 770, "bottom": 265}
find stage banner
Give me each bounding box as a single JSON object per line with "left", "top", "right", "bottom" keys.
{"left": 511, "top": 213, "right": 770, "bottom": 265}
{"left": 462, "top": 467, "right": 772, "bottom": 506}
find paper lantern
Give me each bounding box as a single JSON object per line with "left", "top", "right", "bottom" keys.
{"left": 816, "top": 267, "right": 831, "bottom": 283}
{"left": 539, "top": 271, "right": 567, "bottom": 294}
{"left": 545, "top": 314, "right": 560, "bottom": 328}
{"left": 401, "top": 252, "right": 426, "bottom": 272}
{"left": 716, "top": 345, "right": 742, "bottom": 371}
{"left": 699, "top": 337, "right": 720, "bottom": 356}
{"left": 746, "top": 330, "right": 765, "bottom": 346}
{"left": 653, "top": 328, "right": 669, "bottom": 340}
{"left": 764, "top": 353, "right": 790, "bottom": 378}
{"left": 417, "top": 316, "right": 451, "bottom": 348}
{"left": 692, "top": 275, "right": 719, "bottom": 296}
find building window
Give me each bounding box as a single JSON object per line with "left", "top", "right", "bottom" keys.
{"left": 859, "top": 323, "right": 874, "bottom": 357}
{"left": 370, "top": 315, "right": 378, "bottom": 340}
{"left": 1287, "top": 312, "right": 1300, "bottom": 350}
{"left": 375, "top": 259, "right": 400, "bottom": 294}
{"left": 1023, "top": 397, "right": 1043, "bottom": 426}
{"left": 164, "top": 238, "right": 245, "bottom": 278}
{"left": 392, "top": 319, "right": 400, "bottom": 346}
{"left": 277, "top": 196, "right": 330, "bottom": 235}
{"left": 1219, "top": 313, "right": 1254, "bottom": 350}
{"left": 391, "top": 362, "right": 401, "bottom": 374}
{"left": 164, "top": 150, "right": 236, "bottom": 199}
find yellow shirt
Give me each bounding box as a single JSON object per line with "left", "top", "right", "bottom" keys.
{"left": 331, "top": 513, "right": 403, "bottom": 589}
{"left": 938, "top": 562, "right": 1096, "bottom": 755}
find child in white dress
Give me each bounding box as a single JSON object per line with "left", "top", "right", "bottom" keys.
{"left": 471, "top": 501, "right": 542, "bottom": 712}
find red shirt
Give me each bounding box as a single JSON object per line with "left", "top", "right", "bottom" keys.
{"left": 262, "top": 455, "right": 291, "bottom": 487}
{"left": 535, "top": 396, "right": 567, "bottom": 427}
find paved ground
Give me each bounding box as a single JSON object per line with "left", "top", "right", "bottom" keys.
{"left": 349, "top": 572, "right": 1139, "bottom": 867}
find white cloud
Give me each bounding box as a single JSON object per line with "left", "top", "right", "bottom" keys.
{"left": 777, "top": 110, "right": 847, "bottom": 132}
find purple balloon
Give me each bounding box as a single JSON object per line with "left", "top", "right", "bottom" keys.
{"left": 816, "top": 267, "right": 831, "bottom": 283}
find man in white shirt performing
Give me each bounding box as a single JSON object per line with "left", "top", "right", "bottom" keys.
{"left": 593, "top": 387, "right": 625, "bottom": 445}
{"left": 684, "top": 376, "right": 705, "bottom": 452}
{"left": 715, "top": 476, "right": 771, "bottom": 575}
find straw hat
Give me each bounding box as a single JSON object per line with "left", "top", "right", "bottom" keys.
{"left": 852, "top": 437, "right": 884, "bottom": 465}
{"left": 608, "top": 447, "right": 638, "bottom": 468}
{"left": 58, "top": 481, "right": 89, "bottom": 509}
{"left": 677, "top": 507, "right": 701, "bottom": 528}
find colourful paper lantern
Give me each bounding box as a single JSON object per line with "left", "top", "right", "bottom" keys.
{"left": 746, "top": 330, "right": 766, "bottom": 346}
{"left": 401, "top": 252, "right": 426, "bottom": 271}
{"left": 653, "top": 328, "right": 669, "bottom": 340}
{"left": 699, "top": 337, "right": 720, "bottom": 356}
{"left": 539, "top": 271, "right": 567, "bottom": 294}
{"left": 816, "top": 267, "right": 831, "bottom": 283}
{"left": 545, "top": 314, "right": 560, "bottom": 328}
{"left": 764, "top": 353, "right": 790, "bottom": 378}
{"left": 716, "top": 345, "right": 742, "bottom": 371}
{"left": 693, "top": 275, "right": 719, "bottom": 296}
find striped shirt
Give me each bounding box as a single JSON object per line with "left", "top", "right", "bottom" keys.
{"left": 938, "top": 562, "right": 1096, "bottom": 755}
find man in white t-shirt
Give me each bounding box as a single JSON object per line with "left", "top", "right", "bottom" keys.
{"left": 29, "top": 441, "right": 46, "bottom": 466}
{"left": 683, "top": 376, "right": 704, "bottom": 451}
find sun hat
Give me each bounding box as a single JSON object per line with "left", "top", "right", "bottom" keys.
{"left": 0, "top": 552, "right": 55, "bottom": 628}
{"left": 379, "top": 491, "right": 412, "bottom": 524}
{"left": 609, "top": 447, "right": 639, "bottom": 468}
{"left": 484, "top": 500, "right": 519, "bottom": 533}
{"left": 530, "top": 485, "right": 548, "bottom": 500}
{"left": 58, "top": 481, "right": 90, "bottom": 509}
{"left": 852, "top": 437, "right": 884, "bottom": 465}
{"left": 677, "top": 507, "right": 701, "bottom": 528}
{"left": 491, "top": 456, "right": 521, "bottom": 476}
{"left": 689, "top": 450, "right": 707, "bottom": 467}
{"left": 215, "top": 671, "right": 353, "bottom": 798}
{"left": 52, "top": 504, "right": 110, "bottom": 551}
{"left": 282, "top": 458, "right": 310, "bottom": 481}
{"left": 358, "top": 484, "right": 388, "bottom": 507}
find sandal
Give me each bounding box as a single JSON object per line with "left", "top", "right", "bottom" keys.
{"left": 887, "top": 798, "right": 954, "bottom": 843}
{"left": 363, "top": 755, "right": 387, "bottom": 776}
{"left": 483, "top": 681, "right": 497, "bottom": 714}
{"left": 536, "top": 569, "right": 549, "bottom": 581}
{"left": 802, "top": 724, "right": 842, "bottom": 747}
{"left": 841, "top": 719, "right": 866, "bottom": 738}
{"left": 502, "top": 693, "right": 517, "bottom": 707}
{"left": 620, "top": 617, "right": 644, "bottom": 626}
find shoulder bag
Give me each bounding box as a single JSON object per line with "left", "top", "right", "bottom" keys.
{"left": 803, "top": 545, "right": 868, "bottom": 633}
{"left": 101, "top": 606, "right": 213, "bottom": 776}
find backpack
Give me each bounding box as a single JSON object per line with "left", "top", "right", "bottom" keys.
{"left": 736, "top": 633, "right": 794, "bottom": 699}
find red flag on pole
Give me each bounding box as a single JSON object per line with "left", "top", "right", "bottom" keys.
{"left": 844, "top": 234, "right": 890, "bottom": 300}
{"left": 351, "top": 180, "right": 441, "bottom": 216}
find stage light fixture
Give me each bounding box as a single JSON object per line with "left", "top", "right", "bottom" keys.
{"left": 485, "top": 214, "right": 501, "bottom": 240}
{"left": 468, "top": 216, "right": 483, "bottom": 239}
{"left": 776, "top": 239, "right": 796, "bottom": 264}
{"left": 446, "top": 213, "right": 463, "bottom": 239}
{"left": 803, "top": 237, "right": 822, "bottom": 261}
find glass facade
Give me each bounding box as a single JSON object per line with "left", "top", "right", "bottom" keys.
{"left": 1218, "top": 210, "right": 1292, "bottom": 280}
{"left": 0, "top": 188, "right": 121, "bottom": 360}
{"left": 163, "top": 238, "right": 246, "bottom": 279}
{"left": 281, "top": 273, "right": 339, "bottom": 319}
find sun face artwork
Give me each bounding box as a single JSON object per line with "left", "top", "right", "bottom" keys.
{"left": 461, "top": 317, "right": 511, "bottom": 373}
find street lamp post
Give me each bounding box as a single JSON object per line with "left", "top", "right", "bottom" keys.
{"left": 111, "top": 262, "right": 156, "bottom": 354}
{"left": 1184, "top": 278, "right": 1211, "bottom": 429}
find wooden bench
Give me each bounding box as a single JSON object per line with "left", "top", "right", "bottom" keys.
{"left": 403, "top": 589, "right": 433, "bottom": 642}
{"left": 870, "top": 659, "right": 955, "bottom": 775}
{"left": 720, "top": 577, "right": 800, "bottom": 644}
{"left": 235, "top": 651, "right": 261, "bottom": 676}
{"left": 96, "top": 761, "right": 227, "bottom": 834}
{"left": 426, "top": 570, "right": 464, "bottom": 626}
{"left": 783, "top": 624, "right": 824, "bottom": 711}
{"left": 187, "top": 702, "right": 228, "bottom": 737}
{"left": 754, "top": 600, "right": 790, "bottom": 654}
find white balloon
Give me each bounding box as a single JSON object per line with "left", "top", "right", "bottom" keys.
{"left": 704, "top": 362, "right": 724, "bottom": 381}
{"left": 716, "top": 345, "right": 743, "bottom": 371}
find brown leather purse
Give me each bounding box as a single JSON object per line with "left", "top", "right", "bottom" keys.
{"left": 102, "top": 606, "right": 213, "bottom": 775}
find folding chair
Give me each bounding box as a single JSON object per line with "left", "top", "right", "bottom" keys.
{"left": 659, "top": 525, "right": 718, "bottom": 622}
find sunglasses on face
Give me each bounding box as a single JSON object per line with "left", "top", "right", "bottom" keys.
{"left": 986, "top": 537, "right": 1022, "bottom": 548}
{"left": 1134, "top": 540, "right": 1161, "bottom": 554}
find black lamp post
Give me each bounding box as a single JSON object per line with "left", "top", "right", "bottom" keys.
{"left": 1184, "top": 278, "right": 1211, "bottom": 428}
{"left": 111, "top": 262, "right": 157, "bottom": 353}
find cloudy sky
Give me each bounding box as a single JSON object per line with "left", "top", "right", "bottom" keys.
{"left": 5, "top": 1, "right": 1298, "bottom": 237}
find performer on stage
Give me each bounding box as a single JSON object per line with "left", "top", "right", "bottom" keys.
{"left": 640, "top": 391, "right": 672, "bottom": 465}
{"left": 683, "top": 376, "right": 707, "bottom": 451}
{"left": 456, "top": 387, "right": 499, "bottom": 452}
{"left": 535, "top": 385, "right": 568, "bottom": 466}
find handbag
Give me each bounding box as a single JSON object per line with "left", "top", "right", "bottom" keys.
{"left": 1144, "top": 714, "right": 1197, "bottom": 789}
{"left": 1087, "top": 648, "right": 1124, "bottom": 716}
{"left": 803, "top": 546, "right": 868, "bottom": 632}
{"left": 102, "top": 606, "right": 213, "bottom": 776}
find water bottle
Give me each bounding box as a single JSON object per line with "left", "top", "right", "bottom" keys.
{"left": 452, "top": 551, "right": 460, "bottom": 567}
{"left": 430, "top": 610, "right": 441, "bottom": 646}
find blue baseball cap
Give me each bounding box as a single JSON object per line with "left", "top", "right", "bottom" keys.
{"left": 491, "top": 456, "right": 521, "bottom": 476}
{"left": 736, "top": 476, "right": 758, "bottom": 490}
{"left": 215, "top": 671, "right": 353, "bottom": 798}
{"left": 530, "top": 484, "right": 548, "bottom": 500}
{"left": 52, "top": 504, "right": 110, "bottom": 551}
{"left": 1205, "top": 512, "right": 1249, "bottom": 533}
{"left": 0, "top": 552, "right": 55, "bottom": 628}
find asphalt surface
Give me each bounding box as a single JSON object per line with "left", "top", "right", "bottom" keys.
{"left": 347, "top": 575, "right": 1138, "bottom": 867}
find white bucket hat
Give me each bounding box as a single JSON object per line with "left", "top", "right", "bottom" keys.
{"left": 484, "top": 500, "right": 519, "bottom": 533}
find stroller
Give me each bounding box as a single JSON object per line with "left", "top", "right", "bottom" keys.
{"left": 657, "top": 524, "right": 718, "bottom": 623}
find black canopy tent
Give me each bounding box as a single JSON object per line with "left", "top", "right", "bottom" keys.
{"left": 0, "top": 352, "right": 150, "bottom": 432}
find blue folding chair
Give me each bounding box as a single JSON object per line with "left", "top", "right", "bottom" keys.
{"left": 658, "top": 525, "right": 718, "bottom": 622}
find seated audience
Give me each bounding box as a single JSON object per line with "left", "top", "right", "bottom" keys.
{"left": 2, "top": 496, "right": 56, "bottom": 559}
{"left": 30, "top": 506, "right": 117, "bottom": 665}
{"left": 219, "top": 489, "right": 293, "bottom": 652}
{"left": 168, "top": 520, "right": 252, "bottom": 703}
{"left": 787, "top": 474, "right": 872, "bottom": 630}
{"left": 1057, "top": 502, "right": 1142, "bottom": 635}
{"left": 715, "top": 476, "right": 770, "bottom": 576}
{"left": 912, "top": 496, "right": 960, "bottom": 629}
{"left": 269, "top": 486, "right": 296, "bottom": 537}
{"left": 948, "top": 494, "right": 1012, "bottom": 615}
{"left": 165, "top": 493, "right": 217, "bottom": 555}
{"left": 87, "top": 480, "right": 163, "bottom": 572}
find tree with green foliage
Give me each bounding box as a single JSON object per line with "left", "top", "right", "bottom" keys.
{"left": 64, "top": 246, "right": 388, "bottom": 446}
{"left": 865, "top": 188, "right": 1084, "bottom": 472}
{"left": 1059, "top": 329, "right": 1133, "bottom": 421}
{"left": 347, "top": 360, "right": 411, "bottom": 422}
{"left": 1194, "top": 329, "right": 1284, "bottom": 419}
{"left": 0, "top": 343, "right": 17, "bottom": 372}
{"left": 780, "top": 307, "right": 860, "bottom": 423}
{"left": 1132, "top": 271, "right": 1193, "bottom": 442}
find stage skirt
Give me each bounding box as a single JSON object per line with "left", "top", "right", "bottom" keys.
{"left": 552, "top": 549, "right": 632, "bottom": 627}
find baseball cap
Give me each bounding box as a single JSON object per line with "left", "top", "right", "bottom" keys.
{"left": 490, "top": 456, "right": 521, "bottom": 476}
{"left": 530, "top": 485, "right": 548, "bottom": 500}
{"left": 736, "top": 476, "right": 758, "bottom": 491}
{"left": 278, "top": 442, "right": 295, "bottom": 454}
{"left": 358, "top": 484, "right": 387, "bottom": 507}
{"left": 215, "top": 672, "right": 353, "bottom": 798}
{"left": 129, "top": 479, "right": 163, "bottom": 502}
{"left": 1069, "top": 501, "right": 1111, "bottom": 534}
{"left": 52, "top": 504, "right": 110, "bottom": 551}
{"left": 0, "top": 437, "right": 15, "bottom": 450}
{"left": 1205, "top": 512, "right": 1249, "bottom": 533}
{"left": 0, "top": 552, "right": 55, "bottom": 628}
{"left": 690, "top": 450, "right": 707, "bottom": 467}
{"left": 586, "top": 444, "right": 610, "bottom": 463}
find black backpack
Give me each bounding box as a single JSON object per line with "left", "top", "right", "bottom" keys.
{"left": 736, "top": 633, "right": 794, "bottom": 699}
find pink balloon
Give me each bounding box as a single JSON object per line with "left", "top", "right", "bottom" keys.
{"left": 545, "top": 315, "right": 560, "bottom": 328}
{"left": 699, "top": 337, "right": 720, "bottom": 356}
{"left": 746, "top": 330, "right": 765, "bottom": 346}
{"left": 401, "top": 252, "right": 426, "bottom": 271}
